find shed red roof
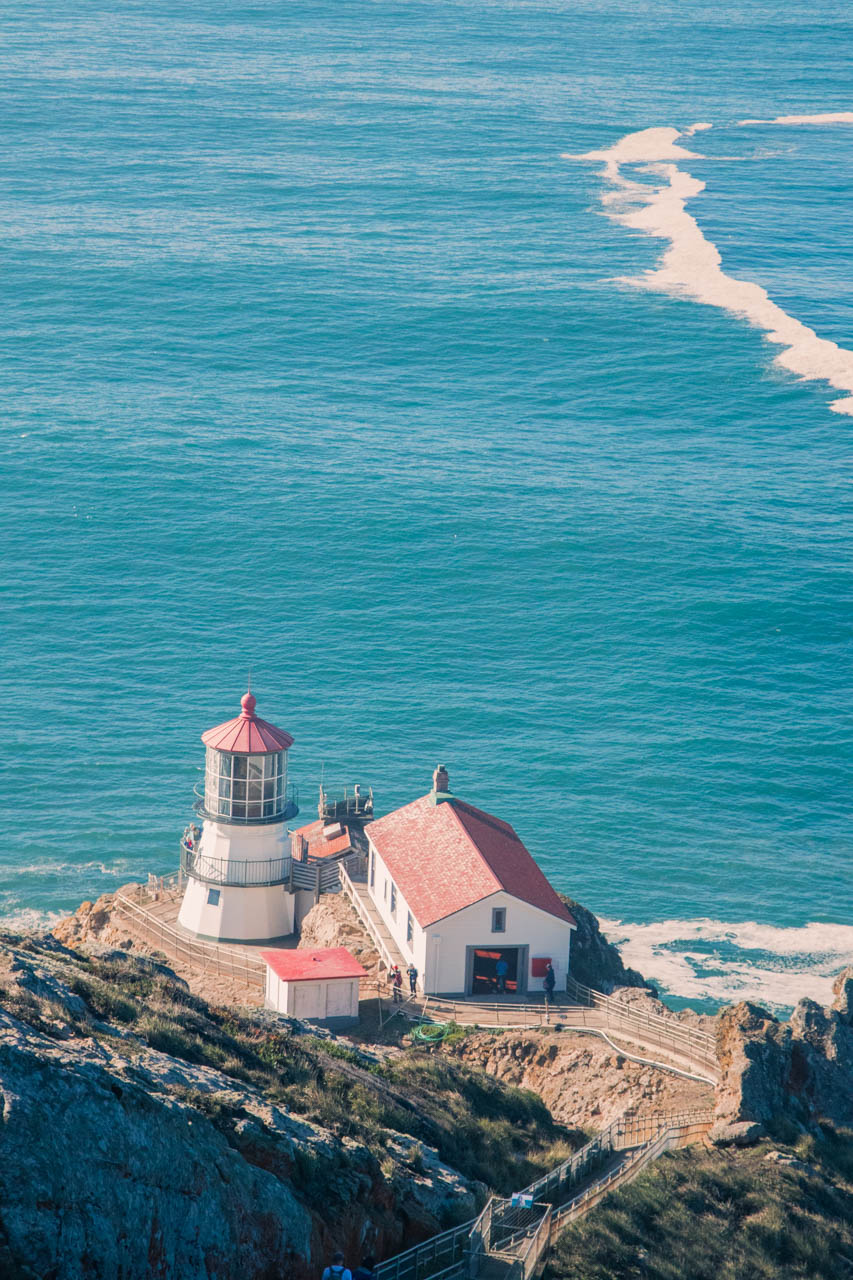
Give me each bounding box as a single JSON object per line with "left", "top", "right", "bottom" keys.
{"left": 201, "top": 691, "right": 294, "bottom": 754}
{"left": 291, "top": 819, "right": 352, "bottom": 861}
{"left": 261, "top": 947, "right": 366, "bottom": 983}
{"left": 366, "top": 794, "right": 576, "bottom": 929}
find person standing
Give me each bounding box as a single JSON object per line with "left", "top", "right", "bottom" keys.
{"left": 322, "top": 1252, "right": 352, "bottom": 1280}
{"left": 495, "top": 957, "right": 509, "bottom": 993}
{"left": 406, "top": 963, "right": 418, "bottom": 996}
{"left": 390, "top": 965, "right": 403, "bottom": 1003}
{"left": 543, "top": 962, "right": 556, "bottom": 1003}
{"left": 352, "top": 1255, "right": 377, "bottom": 1280}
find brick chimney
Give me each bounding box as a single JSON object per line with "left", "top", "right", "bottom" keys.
{"left": 432, "top": 764, "right": 450, "bottom": 795}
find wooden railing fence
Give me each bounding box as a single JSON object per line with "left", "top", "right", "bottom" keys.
{"left": 113, "top": 889, "right": 265, "bottom": 991}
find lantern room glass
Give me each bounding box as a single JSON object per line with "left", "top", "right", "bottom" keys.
{"left": 205, "top": 747, "right": 287, "bottom": 821}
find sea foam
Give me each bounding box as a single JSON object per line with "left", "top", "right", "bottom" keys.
{"left": 599, "top": 916, "right": 853, "bottom": 1013}
{"left": 738, "top": 112, "right": 853, "bottom": 126}
{"left": 0, "top": 907, "right": 65, "bottom": 933}
{"left": 566, "top": 122, "right": 853, "bottom": 414}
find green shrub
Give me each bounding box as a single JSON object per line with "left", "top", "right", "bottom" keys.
{"left": 70, "top": 975, "right": 138, "bottom": 1023}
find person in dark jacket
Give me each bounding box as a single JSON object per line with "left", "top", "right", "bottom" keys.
{"left": 352, "top": 1256, "right": 377, "bottom": 1280}
{"left": 543, "top": 963, "right": 556, "bottom": 1002}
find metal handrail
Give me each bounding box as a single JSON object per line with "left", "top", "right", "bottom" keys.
{"left": 319, "top": 784, "right": 375, "bottom": 820}
{"left": 339, "top": 861, "right": 398, "bottom": 974}
{"left": 552, "top": 1111, "right": 715, "bottom": 1230}
{"left": 517, "top": 1204, "right": 553, "bottom": 1279}
{"left": 113, "top": 891, "right": 266, "bottom": 988}
{"left": 374, "top": 1217, "right": 474, "bottom": 1280}
{"left": 376, "top": 1105, "right": 715, "bottom": 1280}
{"left": 179, "top": 841, "right": 292, "bottom": 888}
{"left": 417, "top": 993, "right": 718, "bottom": 1081}
{"left": 192, "top": 781, "right": 299, "bottom": 826}
{"left": 565, "top": 975, "right": 716, "bottom": 1049}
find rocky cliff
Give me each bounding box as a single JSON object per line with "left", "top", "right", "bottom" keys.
{"left": 298, "top": 894, "right": 381, "bottom": 978}
{"left": 559, "top": 896, "right": 651, "bottom": 994}
{"left": 714, "top": 968, "right": 853, "bottom": 1138}
{"left": 448, "top": 1031, "right": 712, "bottom": 1130}
{"left": 0, "top": 934, "right": 514, "bottom": 1280}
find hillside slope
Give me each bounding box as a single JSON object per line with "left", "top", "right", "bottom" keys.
{"left": 546, "top": 1127, "right": 853, "bottom": 1280}
{"left": 0, "top": 933, "right": 575, "bottom": 1280}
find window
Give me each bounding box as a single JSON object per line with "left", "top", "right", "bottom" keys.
{"left": 406, "top": 912, "right": 414, "bottom": 945}
{"left": 492, "top": 907, "right": 506, "bottom": 933}
{"left": 205, "top": 748, "right": 286, "bottom": 821}
{"left": 390, "top": 883, "right": 397, "bottom": 918}
{"left": 369, "top": 850, "right": 375, "bottom": 888}
{"left": 207, "top": 888, "right": 221, "bottom": 907}
{"left": 384, "top": 878, "right": 388, "bottom": 902}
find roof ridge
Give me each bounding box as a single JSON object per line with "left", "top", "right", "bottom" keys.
{"left": 452, "top": 798, "right": 518, "bottom": 839}
{"left": 444, "top": 798, "right": 503, "bottom": 895}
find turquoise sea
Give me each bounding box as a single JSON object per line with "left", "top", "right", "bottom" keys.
{"left": 2, "top": 0, "right": 851, "bottom": 1012}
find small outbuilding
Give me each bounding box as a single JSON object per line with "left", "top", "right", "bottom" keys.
{"left": 261, "top": 946, "right": 366, "bottom": 1028}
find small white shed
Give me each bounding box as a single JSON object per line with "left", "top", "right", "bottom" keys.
{"left": 261, "top": 946, "right": 366, "bottom": 1028}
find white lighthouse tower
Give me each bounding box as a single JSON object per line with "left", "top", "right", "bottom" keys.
{"left": 177, "top": 691, "right": 299, "bottom": 943}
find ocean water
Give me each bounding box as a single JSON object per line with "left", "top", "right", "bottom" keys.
{"left": 1, "top": 0, "right": 851, "bottom": 1014}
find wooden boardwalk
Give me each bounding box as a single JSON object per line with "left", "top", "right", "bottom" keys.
{"left": 112, "top": 881, "right": 276, "bottom": 1006}
{"left": 375, "top": 1107, "right": 715, "bottom": 1280}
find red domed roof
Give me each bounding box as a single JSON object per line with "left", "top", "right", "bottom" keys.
{"left": 201, "top": 691, "right": 294, "bottom": 754}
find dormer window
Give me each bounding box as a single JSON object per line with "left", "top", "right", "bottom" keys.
{"left": 492, "top": 907, "right": 506, "bottom": 933}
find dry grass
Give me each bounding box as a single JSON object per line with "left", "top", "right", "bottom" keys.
{"left": 546, "top": 1125, "right": 853, "bottom": 1280}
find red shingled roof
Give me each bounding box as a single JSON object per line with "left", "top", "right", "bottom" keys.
{"left": 261, "top": 947, "right": 366, "bottom": 982}
{"left": 291, "top": 819, "right": 352, "bottom": 861}
{"left": 202, "top": 691, "right": 294, "bottom": 754}
{"left": 366, "top": 794, "right": 576, "bottom": 929}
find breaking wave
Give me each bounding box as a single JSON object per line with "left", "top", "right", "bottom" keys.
{"left": 599, "top": 916, "right": 853, "bottom": 1013}
{"left": 0, "top": 907, "right": 65, "bottom": 933}
{"left": 566, "top": 119, "right": 853, "bottom": 414}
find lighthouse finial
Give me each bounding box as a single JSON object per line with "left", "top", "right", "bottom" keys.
{"left": 241, "top": 684, "right": 257, "bottom": 718}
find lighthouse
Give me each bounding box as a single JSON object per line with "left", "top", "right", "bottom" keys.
{"left": 177, "top": 691, "right": 299, "bottom": 943}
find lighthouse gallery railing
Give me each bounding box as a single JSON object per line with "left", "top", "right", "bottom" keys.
{"left": 180, "top": 841, "right": 292, "bottom": 888}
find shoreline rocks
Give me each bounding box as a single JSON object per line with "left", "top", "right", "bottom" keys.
{"left": 714, "top": 967, "right": 853, "bottom": 1132}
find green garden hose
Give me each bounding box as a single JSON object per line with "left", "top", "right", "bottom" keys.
{"left": 411, "top": 1022, "right": 451, "bottom": 1044}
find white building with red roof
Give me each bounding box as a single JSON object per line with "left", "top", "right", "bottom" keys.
{"left": 177, "top": 691, "right": 299, "bottom": 943}
{"left": 262, "top": 947, "right": 366, "bottom": 1028}
{"left": 365, "top": 767, "right": 576, "bottom": 996}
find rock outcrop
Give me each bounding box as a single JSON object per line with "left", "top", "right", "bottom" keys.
{"left": 448, "top": 1031, "right": 712, "bottom": 1130}
{"left": 298, "top": 895, "right": 380, "bottom": 978}
{"left": 52, "top": 891, "right": 134, "bottom": 951}
{"left": 560, "top": 896, "right": 651, "bottom": 994}
{"left": 714, "top": 967, "right": 853, "bottom": 1133}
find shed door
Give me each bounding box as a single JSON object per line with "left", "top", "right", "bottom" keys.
{"left": 325, "top": 980, "right": 352, "bottom": 1018}
{"left": 293, "top": 982, "right": 324, "bottom": 1019}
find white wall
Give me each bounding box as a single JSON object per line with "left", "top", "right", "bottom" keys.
{"left": 178, "top": 878, "right": 294, "bottom": 942}
{"left": 422, "top": 893, "right": 573, "bottom": 995}
{"left": 367, "top": 844, "right": 427, "bottom": 982}
{"left": 197, "top": 816, "right": 289, "bottom": 868}
{"left": 264, "top": 970, "right": 359, "bottom": 1025}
